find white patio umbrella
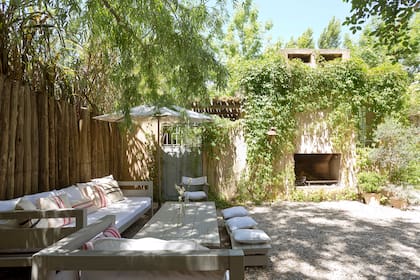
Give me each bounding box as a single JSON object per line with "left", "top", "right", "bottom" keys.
{"left": 93, "top": 105, "right": 213, "bottom": 204}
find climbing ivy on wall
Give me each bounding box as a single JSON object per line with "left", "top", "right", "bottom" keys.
{"left": 239, "top": 55, "right": 408, "bottom": 202}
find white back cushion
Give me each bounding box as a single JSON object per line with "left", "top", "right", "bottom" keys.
{"left": 181, "top": 176, "right": 207, "bottom": 185}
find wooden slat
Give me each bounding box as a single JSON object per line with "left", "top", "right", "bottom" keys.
{"left": 56, "top": 100, "right": 69, "bottom": 187}
{"left": 14, "top": 82, "right": 25, "bottom": 197}
{"left": 103, "top": 123, "right": 110, "bottom": 175}
{"left": 23, "top": 86, "right": 32, "bottom": 194}
{"left": 69, "top": 104, "right": 79, "bottom": 184}
{"left": 6, "top": 81, "right": 20, "bottom": 198}
{"left": 90, "top": 118, "right": 98, "bottom": 178}
{"left": 79, "top": 109, "right": 91, "bottom": 181}
{"left": 48, "top": 97, "right": 56, "bottom": 190}
{"left": 31, "top": 90, "right": 39, "bottom": 193}
{"left": 0, "top": 77, "right": 11, "bottom": 199}
{"left": 37, "top": 92, "right": 49, "bottom": 192}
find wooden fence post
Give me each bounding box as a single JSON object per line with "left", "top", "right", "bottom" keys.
{"left": 0, "top": 76, "right": 11, "bottom": 198}
{"left": 31, "top": 90, "right": 39, "bottom": 194}
{"left": 38, "top": 92, "right": 49, "bottom": 192}
{"left": 69, "top": 104, "right": 80, "bottom": 184}
{"left": 23, "top": 86, "right": 32, "bottom": 195}
{"left": 48, "top": 97, "right": 56, "bottom": 189}
{"left": 79, "top": 109, "right": 91, "bottom": 181}
{"left": 6, "top": 81, "right": 20, "bottom": 198}
{"left": 14, "top": 83, "right": 25, "bottom": 197}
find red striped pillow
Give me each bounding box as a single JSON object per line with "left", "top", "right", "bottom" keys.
{"left": 103, "top": 225, "right": 121, "bottom": 238}
{"left": 81, "top": 185, "right": 108, "bottom": 208}
{"left": 71, "top": 198, "right": 97, "bottom": 214}
{"left": 81, "top": 226, "right": 121, "bottom": 250}
{"left": 39, "top": 194, "right": 73, "bottom": 227}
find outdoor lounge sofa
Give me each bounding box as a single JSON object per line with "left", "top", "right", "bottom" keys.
{"left": 32, "top": 215, "right": 244, "bottom": 280}
{"left": 0, "top": 176, "right": 153, "bottom": 268}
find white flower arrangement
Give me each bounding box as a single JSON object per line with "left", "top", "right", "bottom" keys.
{"left": 175, "top": 184, "right": 185, "bottom": 203}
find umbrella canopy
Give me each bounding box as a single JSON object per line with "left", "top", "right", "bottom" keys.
{"left": 93, "top": 104, "right": 212, "bottom": 123}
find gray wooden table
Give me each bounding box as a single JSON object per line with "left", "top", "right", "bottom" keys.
{"left": 134, "top": 201, "right": 220, "bottom": 248}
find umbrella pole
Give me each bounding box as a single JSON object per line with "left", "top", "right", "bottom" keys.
{"left": 157, "top": 116, "right": 162, "bottom": 206}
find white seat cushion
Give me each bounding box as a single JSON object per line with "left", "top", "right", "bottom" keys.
{"left": 80, "top": 270, "right": 226, "bottom": 280}
{"left": 221, "top": 206, "right": 249, "bottom": 220}
{"left": 66, "top": 196, "right": 151, "bottom": 232}
{"left": 185, "top": 191, "right": 207, "bottom": 201}
{"left": 226, "top": 216, "right": 257, "bottom": 231}
{"left": 80, "top": 238, "right": 225, "bottom": 280}
{"left": 231, "top": 229, "right": 271, "bottom": 244}
{"left": 93, "top": 237, "right": 209, "bottom": 252}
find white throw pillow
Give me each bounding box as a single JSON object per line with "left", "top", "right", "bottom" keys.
{"left": 232, "top": 229, "right": 271, "bottom": 244}
{"left": 226, "top": 216, "right": 257, "bottom": 232}
{"left": 91, "top": 175, "right": 124, "bottom": 203}
{"left": 0, "top": 198, "right": 20, "bottom": 212}
{"left": 0, "top": 198, "right": 20, "bottom": 227}
{"left": 14, "top": 198, "right": 44, "bottom": 228}
{"left": 184, "top": 191, "right": 207, "bottom": 201}
{"left": 93, "top": 237, "right": 209, "bottom": 252}
{"left": 79, "top": 184, "right": 108, "bottom": 208}
{"left": 39, "top": 194, "right": 73, "bottom": 227}
{"left": 71, "top": 198, "right": 98, "bottom": 214}
{"left": 56, "top": 185, "right": 85, "bottom": 204}
{"left": 221, "top": 206, "right": 249, "bottom": 220}
{"left": 23, "top": 191, "right": 56, "bottom": 206}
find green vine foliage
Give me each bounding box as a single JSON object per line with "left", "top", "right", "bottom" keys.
{"left": 239, "top": 54, "right": 408, "bottom": 202}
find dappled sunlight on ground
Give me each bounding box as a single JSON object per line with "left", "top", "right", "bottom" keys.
{"left": 246, "top": 201, "right": 420, "bottom": 280}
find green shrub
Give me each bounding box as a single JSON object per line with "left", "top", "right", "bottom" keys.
{"left": 289, "top": 188, "right": 358, "bottom": 202}
{"left": 357, "top": 171, "right": 386, "bottom": 193}
{"left": 369, "top": 117, "right": 419, "bottom": 184}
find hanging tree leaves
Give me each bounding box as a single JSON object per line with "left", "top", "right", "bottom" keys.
{"left": 0, "top": 0, "right": 228, "bottom": 113}
{"left": 343, "top": 0, "right": 419, "bottom": 54}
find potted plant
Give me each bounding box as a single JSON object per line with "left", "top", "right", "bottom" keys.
{"left": 385, "top": 185, "right": 409, "bottom": 210}
{"left": 357, "top": 171, "right": 386, "bottom": 206}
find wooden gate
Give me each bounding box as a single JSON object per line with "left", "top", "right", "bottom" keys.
{"left": 161, "top": 125, "right": 203, "bottom": 201}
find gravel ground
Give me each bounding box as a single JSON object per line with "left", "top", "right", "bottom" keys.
{"left": 244, "top": 201, "right": 420, "bottom": 280}
{"left": 2, "top": 202, "right": 418, "bottom": 279}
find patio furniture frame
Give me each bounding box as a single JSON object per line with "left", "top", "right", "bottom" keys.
{"left": 31, "top": 215, "right": 245, "bottom": 280}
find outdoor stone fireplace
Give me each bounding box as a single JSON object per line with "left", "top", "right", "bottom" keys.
{"left": 292, "top": 111, "right": 357, "bottom": 188}
{"left": 294, "top": 153, "right": 341, "bottom": 186}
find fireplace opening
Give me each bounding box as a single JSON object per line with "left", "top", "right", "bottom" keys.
{"left": 294, "top": 153, "right": 341, "bottom": 186}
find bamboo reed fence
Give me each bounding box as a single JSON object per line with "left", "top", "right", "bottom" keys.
{"left": 0, "top": 74, "right": 140, "bottom": 200}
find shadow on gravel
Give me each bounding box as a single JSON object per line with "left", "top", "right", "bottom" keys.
{"left": 246, "top": 201, "right": 420, "bottom": 280}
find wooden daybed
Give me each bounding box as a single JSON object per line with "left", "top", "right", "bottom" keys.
{"left": 32, "top": 215, "right": 245, "bottom": 280}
